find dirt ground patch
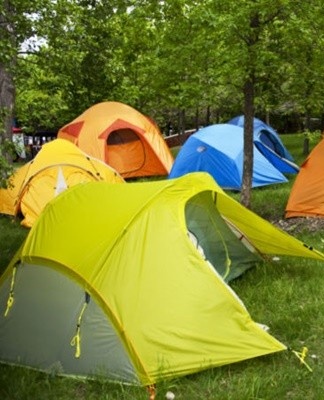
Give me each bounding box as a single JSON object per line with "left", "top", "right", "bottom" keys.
{"left": 271, "top": 217, "right": 324, "bottom": 234}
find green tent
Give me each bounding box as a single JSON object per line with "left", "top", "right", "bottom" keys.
{"left": 0, "top": 172, "right": 323, "bottom": 386}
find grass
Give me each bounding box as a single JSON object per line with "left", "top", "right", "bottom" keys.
{"left": 1, "top": 133, "right": 324, "bottom": 399}
{"left": 0, "top": 216, "right": 28, "bottom": 274}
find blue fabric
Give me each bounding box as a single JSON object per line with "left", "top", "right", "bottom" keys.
{"left": 228, "top": 116, "right": 297, "bottom": 170}
{"left": 169, "top": 124, "right": 287, "bottom": 190}
{"left": 254, "top": 142, "right": 299, "bottom": 174}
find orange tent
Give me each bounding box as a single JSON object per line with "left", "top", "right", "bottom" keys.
{"left": 57, "top": 101, "right": 174, "bottom": 179}
{"left": 285, "top": 138, "right": 324, "bottom": 218}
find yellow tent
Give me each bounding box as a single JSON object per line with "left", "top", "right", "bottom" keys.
{"left": 57, "top": 101, "right": 174, "bottom": 179}
{"left": 0, "top": 138, "right": 124, "bottom": 227}
{"left": 0, "top": 172, "right": 322, "bottom": 387}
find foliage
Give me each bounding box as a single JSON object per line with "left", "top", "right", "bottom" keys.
{"left": 9, "top": 0, "right": 324, "bottom": 132}
{"left": 15, "top": 55, "right": 70, "bottom": 132}
{"left": 302, "top": 129, "right": 321, "bottom": 144}
{"left": 0, "top": 0, "right": 56, "bottom": 185}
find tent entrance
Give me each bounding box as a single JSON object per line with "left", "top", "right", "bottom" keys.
{"left": 185, "top": 191, "right": 261, "bottom": 282}
{"left": 0, "top": 263, "right": 139, "bottom": 384}
{"left": 106, "top": 130, "right": 145, "bottom": 175}
{"left": 259, "top": 130, "right": 284, "bottom": 157}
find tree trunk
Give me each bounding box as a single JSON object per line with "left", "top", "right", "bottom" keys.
{"left": 0, "top": 0, "right": 16, "bottom": 164}
{"left": 302, "top": 111, "right": 311, "bottom": 156}
{"left": 320, "top": 113, "right": 324, "bottom": 131}
{"left": 0, "top": 65, "right": 15, "bottom": 155}
{"left": 303, "top": 137, "right": 310, "bottom": 156}
{"left": 195, "top": 107, "right": 199, "bottom": 130}
{"left": 178, "top": 108, "right": 185, "bottom": 134}
{"left": 240, "top": 78, "right": 254, "bottom": 208}
{"left": 206, "top": 105, "right": 211, "bottom": 126}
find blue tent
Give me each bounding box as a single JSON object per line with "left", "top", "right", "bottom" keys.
{"left": 228, "top": 115, "right": 299, "bottom": 174}
{"left": 169, "top": 124, "right": 289, "bottom": 190}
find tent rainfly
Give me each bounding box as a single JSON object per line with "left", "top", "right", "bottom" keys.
{"left": 1, "top": 172, "right": 323, "bottom": 388}
{"left": 228, "top": 115, "right": 299, "bottom": 174}
{"left": 57, "top": 101, "right": 174, "bottom": 179}
{"left": 169, "top": 124, "right": 290, "bottom": 189}
{"left": 0, "top": 138, "right": 124, "bottom": 227}
{"left": 285, "top": 138, "right": 324, "bottom": 218}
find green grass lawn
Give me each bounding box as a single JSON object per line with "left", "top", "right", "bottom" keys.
{"left": 1, "top": 133, "right": 324, "bottom": 400}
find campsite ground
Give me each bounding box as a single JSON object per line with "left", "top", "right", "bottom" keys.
{"left": 273, "top": 216, "right": 324, "bottom": 234}
{"left": 1, "top": 132, "right": 324, "bottom": 400}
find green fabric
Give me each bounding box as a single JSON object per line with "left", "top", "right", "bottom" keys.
{"left": 0, "top": 263, "right": 138, "bottom": 384}
{"left": 186, "top": 191, "right": 260, "bottom": 282}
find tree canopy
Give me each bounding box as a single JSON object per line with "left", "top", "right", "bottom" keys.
{"left": 1, "top": 0, "right": 324, "bottom": 203}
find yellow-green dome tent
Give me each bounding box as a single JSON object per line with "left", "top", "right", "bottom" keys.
{"left": 0, "top": 172, "right": 323, "bottom": 386}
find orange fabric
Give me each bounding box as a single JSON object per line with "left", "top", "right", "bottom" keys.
{"left": 286, "top": 139, "right": 324, "bottom": 218}
{"left": 58, "top": 102, "right": 174, "bottom": 178}
{"left": 60, "top": 121, "right": 84, "bottom": 139}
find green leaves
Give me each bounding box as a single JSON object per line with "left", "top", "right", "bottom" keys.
{"left": 2, "top": 0, "right": 324, "bottom": 148}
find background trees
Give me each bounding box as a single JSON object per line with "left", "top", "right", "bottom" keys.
{"left": 2, "top": 0, "right": 324, "bottom": 202}
{"left": 0, "top": 0, "right": 53, "bottom": 183}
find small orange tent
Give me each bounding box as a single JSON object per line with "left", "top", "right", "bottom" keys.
{"left": 57, "top": 101, "right": 174, "bottom": 179}
{"left": 0, "top": 139, "right": 124, "bottom": 227}
{"left": 285, "top": 138, "right": 324, "bottom": 218}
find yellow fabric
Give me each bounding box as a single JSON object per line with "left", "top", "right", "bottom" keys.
{"left": 0, "top": 164, "right": 29, "bottom": 216}
{"left": 292, "top": 347, "right": 313, "bottom": 372}
{"left": 0, "top": 139, "right": 124, "bottom": 227}
{"left": 57, "top": 101, "right": 174, "bottom": 178}
{"left": 4, "top": 264, "right": 17, "bottom": 317}
{"left": 216, "top": 192, "right": 324, "bottom": 260}
{"left": 15, "top": 172, "right": 324, "bottom": 384}
{"left": 70, "top": 301, "right": 88, "bottom": 358}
